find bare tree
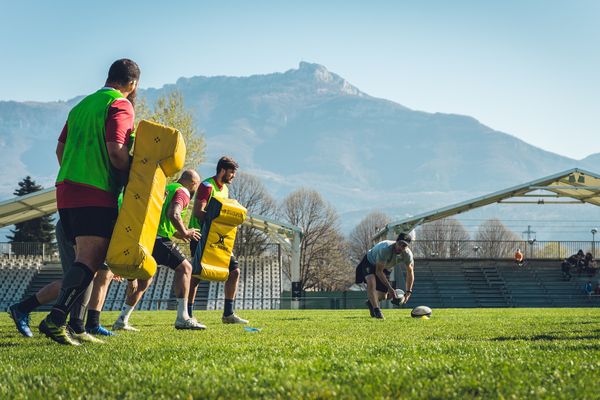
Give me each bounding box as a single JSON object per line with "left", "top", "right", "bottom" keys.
{"left": 229, "top": 172, "right": 277, "bottom": 256}
{"left": 348, "top": 211, "right": 390, "bottom": 263}
{"left": 416, "top": 218, "right": 470, "bottom": 258}
{"left": 474, "top": 218, "right": 520, "bottom": 258}
{"left": 280, "top": 188, "right": 350, "bottom": 291}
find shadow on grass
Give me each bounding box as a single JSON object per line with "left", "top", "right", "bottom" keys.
{"left": 492, "top": 331, "right": 600, "bottom": 342}
{"left": 278, "top": 317, "right": 312, "bottom": 321}
{"left": 0, "top": 342, "right": 21, "bottom": 348}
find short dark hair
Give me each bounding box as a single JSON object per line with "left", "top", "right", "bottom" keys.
{"left": 396, "top": 232, "right": 412, "bottom": 244}
{"left": 106, "top": 59, "right": 140, "bottom": 87}
{"left": 216, "top": 156, "right": 239, "bottom": 174}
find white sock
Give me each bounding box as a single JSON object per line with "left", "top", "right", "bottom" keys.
{"left": 177, "top": 298, "right": 189, "bottom": 320}
{"left": 119, "top": 304, "right": 135, "bottom": 324}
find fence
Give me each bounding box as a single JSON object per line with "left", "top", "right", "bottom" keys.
{"left": 412, "top": 240, "right": 597, "bottom": 259}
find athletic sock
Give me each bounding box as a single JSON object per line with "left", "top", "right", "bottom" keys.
{"left": 17, "top": 295, "right": 41, "bottom": 314}
{"left": 49, "top": 262, "right": 95, "bottom": 326}
{"left": 177, "top": 298, "right": 189, "bottom": 320}
{"left": 85, "top": 309, "right": 101, "bottom": 330}
{"left": 187, "top": 303, "right": 194, "bottom": 318}
{"left": 68, "top": 318, "right": 86, "bottom": 334}
{"left": 223, "top": 299, "right": 234, "bottom": 317}
{"left": 118, "top": 304, "right": 135, "bottom": 324}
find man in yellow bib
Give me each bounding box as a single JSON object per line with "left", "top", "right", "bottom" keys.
{"left": 188, "top": 156, "right": 248, "bottom": 324}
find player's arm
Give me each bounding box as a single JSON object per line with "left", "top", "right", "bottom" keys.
{"left": 107, "top": 142, "right": 130, "bottom": 171}
{"left": 403, "top": 262, "right": 414, "bottom": 304}
{"left": 192, "top": 196, "right": 208, "bottom": 223}
{"left": 168, "top": 201, "right": 200, "bottom": 242}
{"left": 56, "top": 122, "right": 67, "bottom": 165}
{"left": 375, "top": 263, "right": 397, "bottom": 298}
{"left": 106, "top": 99, "right": 133, "bottom": 172}
{"left": 56, "top": 142, "right": 65, "bottom": 166}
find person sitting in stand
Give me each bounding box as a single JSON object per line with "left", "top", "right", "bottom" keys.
{"left": 514, "top": 248, "right": 525, "bottom": 268}
{"left": 583, "top": 252, "right": 597, "bottom": 275}
{"left": 561, "top": 250, "right": 584, "bottom": 281}
{"left": 584, "top": 280, "right": 593, "bottom": 301}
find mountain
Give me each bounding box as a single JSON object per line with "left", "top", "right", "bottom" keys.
{"left": 0, "top": 62, "right": 597, "bottom": 238}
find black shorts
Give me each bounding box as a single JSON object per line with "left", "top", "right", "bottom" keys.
{"left": 190, "top": 238, "right": 239, "bottom": 272}
{"left": 356, "top": 255, "right": 391, "bottom": 293}
{"left": 153, "top": 237, "right": 187, "bottom": 270}
{"left": 58, "top": 207, "right": 118, "bottom": 243}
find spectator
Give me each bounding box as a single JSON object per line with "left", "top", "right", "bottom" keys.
{"left": 584, "top": 280, "right": 593, "bottom": 300}
{"left": 583, "top": 252, "right": 597, "bottom": 275}
{"left": 561, "top": 250, "right": 584, "bottom": 281}
{"left": 514, "top": 248, "right": 525, "bottom": 267}
{"left": 594, "top": 282, "right": 600, "bottom": 296}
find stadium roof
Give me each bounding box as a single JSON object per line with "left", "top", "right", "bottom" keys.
{"left": 0, "top": 187, "right": 56, "bottom": 229}
{"left": 0, "top": 186, "right": 302, "bottom": 247}
{"left": 374, "top": 168, "right": 600, "bottom": 241}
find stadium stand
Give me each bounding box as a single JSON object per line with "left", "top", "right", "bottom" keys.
{"left": 409, "top": 259, "right": 596, "bottom": 308}
{"left": 3, "top": 256, "right": 283, "bottom": 311}
{"left": 0, "top": 256, "right": 43, "bottom": 311}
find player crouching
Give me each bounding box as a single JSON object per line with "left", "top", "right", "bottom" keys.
{"left": 355, "top": 232, "right": 414, "bottom": 319}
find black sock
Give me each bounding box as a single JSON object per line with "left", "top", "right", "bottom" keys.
{"left": 188, "top": 304, "right": 194, "bottom": 318}
{"left": 17, "top": 295, "right": 40, "bottom": 314}
{"left": 68, "top": 318, "right": 86, "bottom": 334}
{"left": 224, "top": 299, "right": 234, "bottom": 317}
{"left": 49, "top": 262, "right": 95, "bottom": 326}
{"left": 85, "top": 310, "right": 101, "bottom": 330}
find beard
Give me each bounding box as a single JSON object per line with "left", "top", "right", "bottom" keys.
{"left": 127, "top": 89, "right": 137, "bottom": 107}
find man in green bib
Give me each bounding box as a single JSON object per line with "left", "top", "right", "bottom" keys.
{"left": 187, "top": 156, "right": 248, "bottom": 324}
{"left": 40, "top": 59, "right": 140, "bottom": 345}
{"left": 112, "top": 170, "right": 205, "bottom": 330}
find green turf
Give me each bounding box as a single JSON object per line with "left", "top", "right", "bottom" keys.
{"left": 1, "top": 308, "right": 599, "bottom": 399}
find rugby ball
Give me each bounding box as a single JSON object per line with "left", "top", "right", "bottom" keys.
{"left": 391, "top": 289, "right": 405, "bottom": 306}
{"left": 411, "top": 305, "right": 432, "bottom": 318}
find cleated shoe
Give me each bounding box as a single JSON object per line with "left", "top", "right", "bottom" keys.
{"left": 175, "top": 318, "right": 206, "bottom": 330}
{"left": 71, "top": 331, "right": 105, "bottom": 344}
{"left": 373, "top": 308, "right": 385, "bottom": 320}
{"left": 87, "top": 325, "right": 117, "bottom": 336}
{"left": 112, "top": 320, "right": 140, "bottom": 332}
{"left": 222, "top": 313, "right": 249, "bottom": 324}
{"left": 365, "top": 300, "right": 375, "bottom": 318}
{"left": 8, "top": 304, "right": 33, "bottom": 338}
{"left": 39, "top": 317, "right": 81, "bottom": 346}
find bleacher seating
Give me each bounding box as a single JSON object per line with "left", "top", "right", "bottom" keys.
{"left": 410, "top": 259, "right": 598, "bottom": 307}
{"left": 204, "top": 256, "right": 282, "bottom": 310}
{"left": 0, "top": 257, "right": 43, "bottom": 311}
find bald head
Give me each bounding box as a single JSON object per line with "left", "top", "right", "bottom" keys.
{"left": 178, "top": 169, "right": 200, "bottom": 194}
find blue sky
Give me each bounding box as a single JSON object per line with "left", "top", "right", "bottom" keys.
{"left": 1, "top": 0, "right": 598, "bottom": 159}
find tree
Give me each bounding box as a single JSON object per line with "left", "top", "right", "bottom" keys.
{"left": 8, "top": 176, "right": 54, "bottom": 244}
{"left": 280, "top": 188, "right": 353, "bottom": 291}
{"left": 229, "top": 172, "right": 277, "bottom": 256}
{"left": 136, "top": 91, "right": 205, "bottom": 178}
{"left": 474, "top": 218, "right": 520, "bottom": 258}
{"left": 416, "top": 218, "right": 470, "bottom": 258}
{"left": 348, "top": 211, "right": 390, "bottom": 263}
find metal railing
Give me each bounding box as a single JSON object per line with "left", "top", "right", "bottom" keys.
{"left": 412, "top": 240, "right": 597, "bottom": 260}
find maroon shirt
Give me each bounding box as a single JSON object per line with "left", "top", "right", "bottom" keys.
{"left": 56, "top": 97, "right": 134, "bottom": 209}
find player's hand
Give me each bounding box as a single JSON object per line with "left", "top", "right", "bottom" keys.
{"left": 112, "top": 274, "right": 124, "bottom": 283}
{"left": 388, "top": 288, "right": 398, "bottom": 300}
{"left": 127, "top": 279, "right": 138, "bottom": 296}
{"left": 179, "top": 228, "right": 201, "bottom": 242}
{"left": 402, "top": 292, "right": 411, "bottom": 304}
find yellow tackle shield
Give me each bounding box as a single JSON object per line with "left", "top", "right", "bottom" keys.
{"left": 192, "top": 197, "right": 247, "bottom": 281}
{"left": 106, "top": 120, "right": 186, "bottom": 280}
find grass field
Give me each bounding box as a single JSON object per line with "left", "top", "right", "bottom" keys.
{"left": 1, "top": 308, "right": 600, "bottom": 399}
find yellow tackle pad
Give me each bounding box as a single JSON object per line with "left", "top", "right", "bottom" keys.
{"left": 106, "top": 120, "right": 186, "bottom": 280}
{"left": 192, "top": 197, "right": 247, "bottom": 281}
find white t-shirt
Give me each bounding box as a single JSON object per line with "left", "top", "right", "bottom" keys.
{"left": 366, "top": 240, "right": 414, "bottom": 271}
